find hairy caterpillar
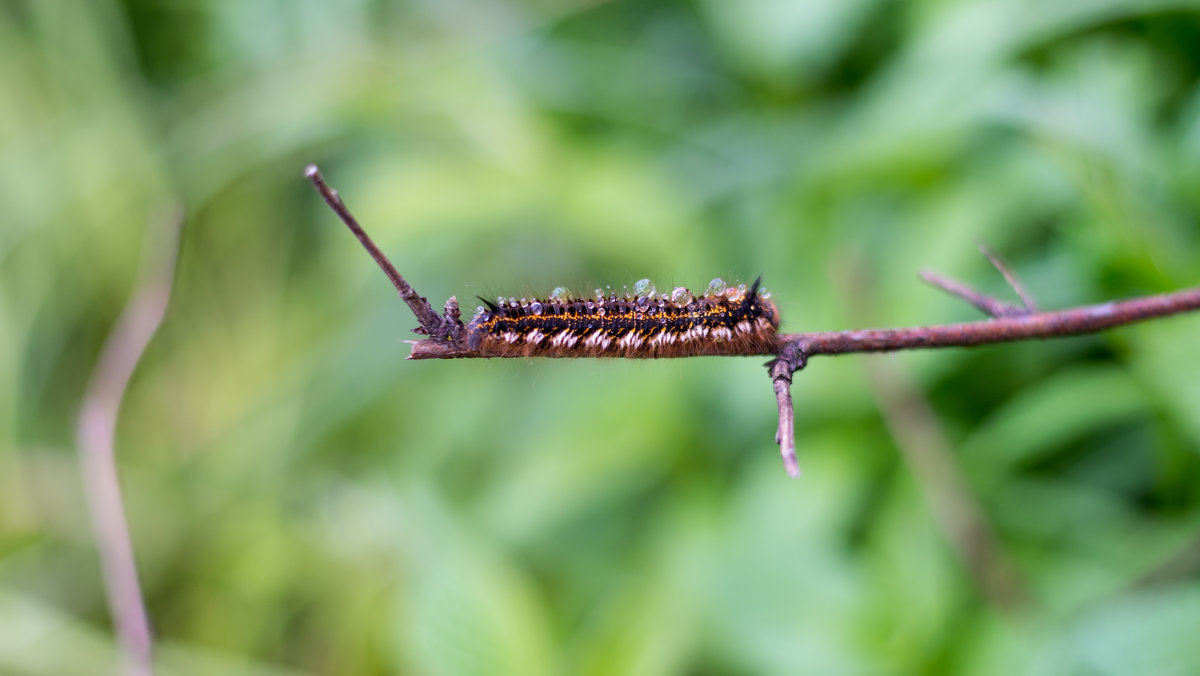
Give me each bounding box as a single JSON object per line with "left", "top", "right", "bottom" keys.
{"left": 466, "top": 277, "right": 779, "bottom": 358}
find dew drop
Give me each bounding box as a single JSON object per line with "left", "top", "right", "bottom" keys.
{"left": 708, "top": 278, "right": 726, "bottom": 295}
{"left": 636, "top": 296, "right": 650, "bottom": 310}
{"left": 671, "top": 286, "right": 693, "bottom": 304}
{"left": 594, "top": 288, "right": 605, "bottom": 300}
{"left": 758, "top": 286, "right": 771, "bottom": 299}
{"left": 633, "top": 278, "right": 656, "bottom": 298}
{"left": 550, "top": 287, "right": 570, "bottom": 302}
{"left": 597, "top": 307, "right": 606, "bottom": 316}
{"left": 531, "top": 301, "right": 544, "bottom": 315}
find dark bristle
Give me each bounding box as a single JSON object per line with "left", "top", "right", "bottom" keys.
{"left": 478, "top": 297, "right": 499, "bottom": 313}
{"left": 743, "top": 276, "right": 763, "bottom": 311}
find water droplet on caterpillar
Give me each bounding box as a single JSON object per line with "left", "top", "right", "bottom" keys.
{"left": 550, "top": 287, "right": 570, "bottom": 302}
{"left": 633, "top": 278, "right": 656, "bottom": 298}
{"left": 708, "top": 278, "right": 725, "bottom": 296}
{"left": 671, "top": 287, "right": 693, "bottom": 304}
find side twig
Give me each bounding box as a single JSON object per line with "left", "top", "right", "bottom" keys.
{"left": 767, "top": 343, "right": 805, "bottom": 478}
{"left": 919, "top": 271, "right": 1028, "bottom": 318}
{"left": 980, "top": 244, "right": 1036, "bottom": 313}
{"left": 920, "top": 246, "right": 1037, "bottom": 319}
{"left": 77, "top": 209, "right": 182, "bottom": 676}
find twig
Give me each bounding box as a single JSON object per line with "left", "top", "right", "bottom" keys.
{"left": 980, "top": 244, "right": 1036, "bottom": 313}
{"left": 919, "top": 270, "right": 1027, "bottom": 318}
{"left": 77, "top": 209, "right": 182, "bottom": 676}
{"left": 307, "top": 166, "right": 1200, "bottom": 478}
{"left": 921, "top": 247, "right": 1037, "bottom": 319}
{"left": 304, "top": 164, "right": 454, "bottom": 339}
{"left": 767, "top": 344, "right": 805, "bottom": 478}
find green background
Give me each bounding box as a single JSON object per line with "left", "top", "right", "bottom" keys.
{"left": 4, "top": 1, "right": 1200, "bottom": 674}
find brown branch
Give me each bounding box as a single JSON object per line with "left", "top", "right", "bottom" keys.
{"left": 77, "top": 208, "right": 182, "bottom": 676}
{"left": 307, "top": 166, "right": 1200, "bottom": 478}
{"left": 779, "top": 288, "right": 1200, "bottom": 356}
{"left": 406, "top": 289, "right": 1200, "bottom": 360}
{"left": 304, "top": 164, "right": 456, "bottom": 340}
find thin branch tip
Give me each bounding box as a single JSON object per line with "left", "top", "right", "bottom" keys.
{"left": 307, "top": 168, "right": 453, "bottom": 340}
{"left": 979, "top": 244, "right": 1036, "bottom": 313}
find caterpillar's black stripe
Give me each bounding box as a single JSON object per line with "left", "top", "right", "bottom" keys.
{"left": 466, "top": 277, "right": 779, "bottom": 358}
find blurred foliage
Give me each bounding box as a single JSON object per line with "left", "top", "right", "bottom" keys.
{"left": 3, "top": 0, "right": 1200, "bottom": 674}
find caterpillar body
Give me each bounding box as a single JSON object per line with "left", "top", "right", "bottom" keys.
{"left": 466, "top": 277, "right": 779, "bottom": 358}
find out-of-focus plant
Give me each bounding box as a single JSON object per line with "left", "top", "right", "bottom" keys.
{"left": 3, "top": 1, "right": 1200, "bottom": 674}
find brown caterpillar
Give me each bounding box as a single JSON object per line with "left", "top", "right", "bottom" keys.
{"left": 466, "top": 277, "right": 779, "bottom": 358}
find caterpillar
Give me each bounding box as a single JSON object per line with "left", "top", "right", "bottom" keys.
{"left": 466, "top": 277, "right": 779, "bottom": 358}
